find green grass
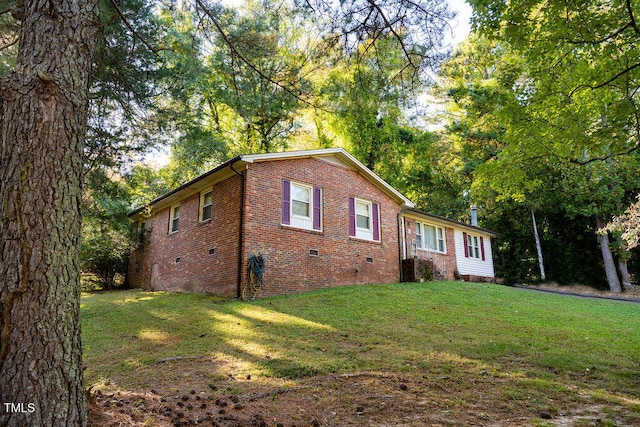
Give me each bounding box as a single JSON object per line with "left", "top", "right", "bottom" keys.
{"left": 81, "top": 281, "right": 640, "bottom": 404}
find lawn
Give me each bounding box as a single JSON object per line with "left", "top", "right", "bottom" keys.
{"left": 82, "top": 281, "right": 640, "bottom": 426}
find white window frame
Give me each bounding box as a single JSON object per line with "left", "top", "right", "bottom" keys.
{"left": 354, "top": 198, "right": 374, "bottom": 240}
{"left": 169, "top": 204, "right": 180, "bottom": 233}
{"left": 284, "top": 180, "right": 322, "bottom": 231}
{"left": 200, "top": 190, "right": 213, "bottom": 222}
{"left": 467, "top": 234, "right": 481, "bottom": 259}
{"left": 355, "top": 199, "right": 372, "bottom": 231}
{"left": 416, "top": 222, "right": 446, "bottom": 253}
{"left": 291, "top": 182, "right": 312, "bottom": 220}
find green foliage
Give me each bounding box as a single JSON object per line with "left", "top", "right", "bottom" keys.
{"left": 464, "top": 0, "right": 640, "bottom": 200}
{"left": 439, "top": 25, "right": 640, "bottom": 286}
{"left": 86, "top": 0, "right": 166, "bottom": 171}
{"left": 321, "top": 36, "right": 414, "bottom": 169}
{"left": 482, "top": 200, "right": 609, "bottom": 288}
{"left": 81, "top": 170, "right": 135, "bottom": 289}
{"left": 152, "top": 0, "right": 315, "bottom": 179}
{"left": 205, "top": 0, "right": 313, "bottom": 154}
{"left": 0, "top": 4, "right": 18, "bottom": 76}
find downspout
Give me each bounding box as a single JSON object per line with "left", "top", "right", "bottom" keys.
{"left": 230, "top": 162, "right": 245, "bottom": 298}
{"left": 398, "top": 212, "right": 405, "bottom": 282}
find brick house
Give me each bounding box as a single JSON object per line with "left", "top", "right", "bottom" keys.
{"left": 128, "top": 148, "right": 496, "bottom": 297}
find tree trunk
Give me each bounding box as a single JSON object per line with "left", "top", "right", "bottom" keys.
{"left": 613, "top": 237, "right": 633, "bottom": 291}
{"left": 531, "top": 208, "right": 546, "bottom": 281}
{"left": 596, "top": 216, "right": 622, "bottom": 293}
{"left": 617, "top": 257, "right": 632, "bottom": 291}
{"left": 0, "top": 1, "right": 100, "bottom": 426}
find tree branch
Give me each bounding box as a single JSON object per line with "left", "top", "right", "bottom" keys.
{"left": 565, "top": 22, "right": 632, "bottom": 45}
{"left": 108, "top": 0, "right": 158, "bottom": 55}
{"left": 365, "top": 0, "right": 418, "bottom": 71}
{"left": 626, "top": 0, "right": 640, "bottom": 38}
{"left": 568, "top": 144, "right": 640, "bottom": 165}
{"left": 193, "top": 0, "right": 316, "bottom": 110}
{"left": 569, "top": 61, "right": 640, "bottom": 96}
{"left": 0, "top": 36, "right": 18, "bottom": 52}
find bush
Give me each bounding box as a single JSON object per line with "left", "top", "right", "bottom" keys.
{"left": 80, "top": 216, "right": 132, "bottom": 290}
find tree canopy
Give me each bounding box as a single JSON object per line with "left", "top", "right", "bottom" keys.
{"left": 437, "top": 1, "right": 640, "bottom": 290}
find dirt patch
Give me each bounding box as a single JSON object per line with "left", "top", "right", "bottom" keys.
{"left": 87, "top": 284, "right": 640, "bottom": 426}
{"left": 88, "top": 367, "right": 639, "bottom": 426}
{"left": 519, "top": 282, "right": 640, "bottom": 302}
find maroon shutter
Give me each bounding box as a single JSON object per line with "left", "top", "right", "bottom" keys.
{"left": 282, "top": 180, "right": 290, "bottom": 225}
{"left": 480, "top": 236, "right": 485, "bottom": 261}
{"left": 463, "top": 232, "right": 469, "bottom": 258}
{"left": 348, "top": 197, "right": 356, "bottom": 236}
{"left": 313, "top": 186, "right": 321, "bottom": 230}
{"left": 372, "top": 203, "right": 380, "bottom": 241}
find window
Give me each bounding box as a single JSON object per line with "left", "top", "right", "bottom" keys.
{"left": 356, "top": 200, "right": 371, "bottom": 230}
{"left": 416, "top": 222, "right": 445, "bottom": 252}
{"left": 349, "top": 198, "right": 380, "bottom": 241}
{"left": 282, "top": 180, "right": 322, "bottom": 231}
{"left": 200, "top": 190, "right": 213, "bottom": 221}
{"left": 169, "top": 204, "right": 180, "bottom": 233}
{"left": 468, "top": 235, "right": 480, "bottom": 259}
{"left": 463, "top": 232, "right": 485, "bottom": 260}
{"left": 291, "top": 183, "right": 311, "bottom": 218}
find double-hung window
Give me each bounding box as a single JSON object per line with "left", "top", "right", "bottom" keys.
{"left": 356, "top": 200, "right": 371, "bottom": 230}
{"left": 349, "top": 197, "right": 380, "bottom": 242}
{"left": 463, "top": 232, "right": 485, "bottom": 260}
{"left": 200, "top": 190, "right": 213, "bottom": 221}
{"left": 291, "top": 183, "right": 311, "bottom": 218}
{"left": 416, "top": 222, "right": 445, "bottom": 252}
{"left": 169, "top": 204, "right": 180, "bottom": 233}
{"left": 282, "top": 180, "right": 322, "bottom": 231}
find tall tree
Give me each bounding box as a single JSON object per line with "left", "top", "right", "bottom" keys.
{"left": 438, "top": 33, "right": 640, "bottom": 288}
{"left": 204, "top": 0, "right": 313, "bottom": 154}
{"left": 0, "top": 1, "right": 460, "bottom": 423}
{"left": 0, "top": 0, "right": 100, "bottom": 425}
{"left": 451, "top": 1, "right": 640, "bottom": 291}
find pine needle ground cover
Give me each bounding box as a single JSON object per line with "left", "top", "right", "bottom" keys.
{"left": 81, "top": 282, "right": 640, "bottom": 426}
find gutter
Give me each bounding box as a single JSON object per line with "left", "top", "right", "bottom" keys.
{"left": 230, "top": 162, "right": 245, "bottom": 299}
{"left": 397, "top": 213, "right": 405, "bottom": 282}
{"left": 402, "top": 208, "right": 498, "bottom": 237}
{"left": 128, "top": 155, "right": 244, "bottom": 217}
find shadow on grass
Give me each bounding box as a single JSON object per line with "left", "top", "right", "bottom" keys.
{"left": 81, "top": 283, "right": 640, "bottom": 413}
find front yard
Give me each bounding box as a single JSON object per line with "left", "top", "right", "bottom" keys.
{"left": 82, "top": 281, "right": 640, "bottom": 426}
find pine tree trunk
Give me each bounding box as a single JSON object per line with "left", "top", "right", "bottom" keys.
{"left": 596, "top": 216, "right": 622, "bottom": 293}
{"left": 0, "top": 1, "right": 99, "bottom": 426}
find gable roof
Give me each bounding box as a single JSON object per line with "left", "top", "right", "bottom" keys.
{"left": 130, "top": 148, "right": 414, "bottom": 217}
{"left": 242, "top": 148, "right": 414, "bottom": 208}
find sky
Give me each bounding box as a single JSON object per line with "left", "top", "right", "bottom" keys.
{"left": 219, "top": 0, "right": 473, "bottom": 46}
{"left": 447, "top": 0, "right": 472, "bottom": 46}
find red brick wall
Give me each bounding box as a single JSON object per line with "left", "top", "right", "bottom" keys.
{"left": 240, "top": 157, "right": 402, "bottom": 296}
{"left": 129, "top": 156, "right": 404, "bottom": 297}
{"left": 402, "top": 218, "right": 458, "bottom": 280}
{"left": 128, "top": 174, "right": 242, "bottom": 297}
